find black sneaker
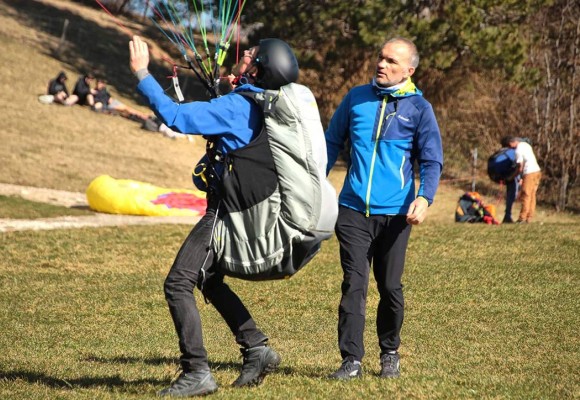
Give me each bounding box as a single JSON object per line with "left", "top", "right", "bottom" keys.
{"left": 502, "top": 217, "right": 514, "bottom": 224}
{"left": 158, "top": 370, "right": 218, "bottom": 397}
{"left": 232, "top": 345, "right": 281, "bottom": 387}
{"left": 328, "top": 359, "right": 362, "bottom": 380}
{"left": 380, "top": 353, "right": 400, "bottom": 378}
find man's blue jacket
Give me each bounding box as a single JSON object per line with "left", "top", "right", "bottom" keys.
{"left": 325, "top": 81, "right": 443, "bottom": 216}
{"left": 137, "top": 75, "right": 264, "bottom": 190}
{"left": 137, "top": 75, "right": 263, "bottom": 156}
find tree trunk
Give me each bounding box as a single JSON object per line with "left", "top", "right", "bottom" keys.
{"left": 558, "top": 172, "right": 569, "bottom": 211}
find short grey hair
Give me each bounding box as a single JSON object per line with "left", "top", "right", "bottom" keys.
{"left": 383, "top": 37, "right": 420, "bottom": 68}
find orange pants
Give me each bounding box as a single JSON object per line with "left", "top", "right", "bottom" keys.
{"left": 518, "top": 171, "right": 541, "bottom": 222}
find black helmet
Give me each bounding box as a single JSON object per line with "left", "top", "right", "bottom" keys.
{"left": 254, "top": 39, "right": 299, "bottom": 90}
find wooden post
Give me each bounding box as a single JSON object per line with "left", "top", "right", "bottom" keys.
{"left": 56, "top": 18, "right": 69, "bottom": 54}
{"left": 471, "top": 147, "right": 478, "bottom": 192}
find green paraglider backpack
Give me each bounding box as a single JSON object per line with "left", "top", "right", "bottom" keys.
{"left": 212, "top": 83, "right": 338, "bottom": 281}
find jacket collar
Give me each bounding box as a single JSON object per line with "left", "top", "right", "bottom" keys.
{"left": 372, "top": 77, "right": 422, "bottom": 98}
{"left": 233, "top": 83, "right": 265, "bottom": 94}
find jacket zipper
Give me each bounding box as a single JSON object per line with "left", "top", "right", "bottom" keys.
{"left": 365, "top": 97, "right": 387, "bottom": 217}
{"left": 399, "top": 156, "right": 406, "bottom": 189}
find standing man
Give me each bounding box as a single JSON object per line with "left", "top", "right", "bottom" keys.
{"left": 129, "top": 35, "right": 299, "bottom": 397}
{"left": 496, "top": 137, "right": 521, "bottom": 223}
{"left": 325, "top": 37, "right": 443, "bottom": 379}
{"left": 503, "top": 136, "right": 542, "bottom": 223}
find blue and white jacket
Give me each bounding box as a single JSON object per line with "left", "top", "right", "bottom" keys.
{"left": 325, "top": 80, "right": 443, "bottom": 216}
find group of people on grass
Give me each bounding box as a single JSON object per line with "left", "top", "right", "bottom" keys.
{"left": 128, "top": 33, "right": 444, "bottom": 398}
{"left": 45, "top": 71, "right": 185, "bottom": 139}
{"left": 47, "top": 71, "right": 145, "bottom": 117}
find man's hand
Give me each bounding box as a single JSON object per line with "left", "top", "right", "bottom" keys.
{"left": 406, "top": 197, "right": 429, "bottom": 225}
{"left": 225, "top": 74, "right": 237, "bottom": 90}
{"left": 129, "top": 35, "right": 150, "bottom": 73}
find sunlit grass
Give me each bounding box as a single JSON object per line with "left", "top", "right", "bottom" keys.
{"left": 0, "top": 195, "right": 94, "bottom": 219}
{"left": 0, "top": 2, "right": 578, "bottom": 399}
{"left": 1, "top": 221, "right": 578, "bottom": 399}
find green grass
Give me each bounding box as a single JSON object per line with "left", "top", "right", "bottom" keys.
{"left": 1, "top": 222, "right": 578, "bottom": 399}
{"left": 0, "top": 1, "right": 578, "bottom": 399}
{"left": 0, "top": 195, "right": 94, "bottom": 219}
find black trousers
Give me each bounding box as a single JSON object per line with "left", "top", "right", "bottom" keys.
{"left": 163, "top": 204, "right": 268, "bottom": 372}
{"left": 334, "top": 206, "right": 411, "bottom": 362}
{"left": 505, "top": 179, "right": 519, "bottom": 220}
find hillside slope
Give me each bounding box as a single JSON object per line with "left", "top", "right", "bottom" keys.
{"left": 0, "top": 0, "right": 206, "bottom": 192}
{"left": 1, "top": 0, "right": 574, "bottom": 225}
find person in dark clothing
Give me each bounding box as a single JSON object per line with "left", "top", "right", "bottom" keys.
{"left": 92, "top": 78, "right": 150, "bottom": 121}
{"left": 92, "top": 79, "right": 113, "bottom": 111}
{"left": 497, "top": 137, "right": 520, "bottom": 223}
{"left": 72, "top": 73, "right": 95, "bottom": 106}
{"left": 47, "top": 71, "right": 77, "bottom": 105}
{"left": 129, "top": 35, "right": 302, "bottom": 397}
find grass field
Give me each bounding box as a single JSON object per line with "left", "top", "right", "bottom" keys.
{"left": 0, "top": 195, "right": 94, "bottom": 219}
{"left": 1, "top": 1, "right": 579, "bottom": 399}
{"left": 1, "top": 218, "right": 578, "bottom": 399}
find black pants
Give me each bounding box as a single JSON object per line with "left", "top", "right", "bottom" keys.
{"left": 163, "top": 205, "right": 268, "bottom": 372}
{"left": 334, "top": 206, "right": 411, "bottom": 362}
{"left": 504, "top": 179, "right": 519, "bottom": 221}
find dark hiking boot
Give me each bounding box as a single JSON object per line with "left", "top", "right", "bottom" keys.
{"left": 158, "top": 370, "right": 218, "bottom": 397}
{"left": 380, "top": 353, "right": 401, "bottom": 378}
{"left": 328, "top": 359, "right": 362, "bottom": 380}
{"left": 232, "top": 345, "right": 281, "bottom": 387}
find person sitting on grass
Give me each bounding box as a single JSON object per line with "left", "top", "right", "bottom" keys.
{"left": 47, "top": 71, "right": 78, "bottom": 106}
{"left": 92, "top": 78, "right": 151, "bottom": 122}
{"left": 72, "top": 73, "right": 96, "bottom": 107}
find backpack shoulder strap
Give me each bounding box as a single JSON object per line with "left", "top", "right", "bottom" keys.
{"left": 237, "top": 90, "right": 280, "bottom": 115}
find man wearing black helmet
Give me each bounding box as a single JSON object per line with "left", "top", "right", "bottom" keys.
{"left": 129, "top": 35, "right": 299, "bottom": 397}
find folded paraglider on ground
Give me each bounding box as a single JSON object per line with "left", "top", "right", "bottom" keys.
{"left": 455, "top": 192, "right": 500, "bottom": 225}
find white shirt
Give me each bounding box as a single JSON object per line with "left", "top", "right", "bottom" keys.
{"left": 515, "top": 142, "right": 541, "bottom": 175}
